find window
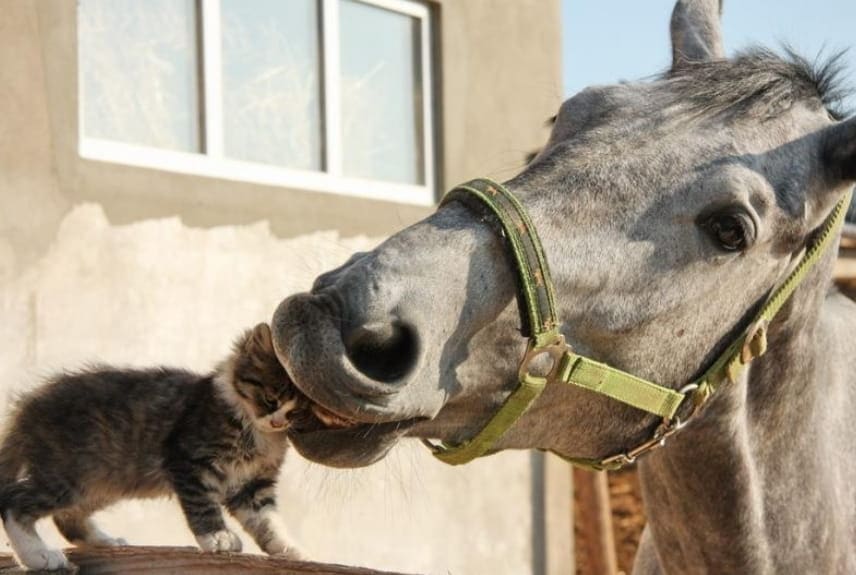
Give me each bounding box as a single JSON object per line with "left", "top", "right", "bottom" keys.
{"left": 220, "top": 0, "right": 323, "bottom": 172}
{"left": 78, "top": 0, "right": 201, "bottom": 153}
{"left": 78, "top": 0, "right": 435, "bottom": 205}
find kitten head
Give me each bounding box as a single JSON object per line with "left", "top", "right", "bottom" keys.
{"left": 226, "top": 323, "right": 306, "bottom": 432}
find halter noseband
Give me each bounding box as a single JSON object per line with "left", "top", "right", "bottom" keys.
{"left": 424, "top": 178, "right": 852, "bottom": 470}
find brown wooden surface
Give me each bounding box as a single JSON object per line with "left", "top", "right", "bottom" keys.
{"left": 573, "top": 469, "right": 617, "bottom": 575}
{"left": 840, "top": 225, "right": 856, "bottom": 246}
{"left": 608, "top": 468, "right": 646, "bottom": 575}
{"left": 834, "top": 250, "right": 856, "bottom": 279}
{"left": 0, "top": 546, "right": 415, "bottom": 575}
{"left": 835, "top": 244, "right": 856, "bottom": 298}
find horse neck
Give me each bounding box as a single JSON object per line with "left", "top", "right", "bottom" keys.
{"left": 637, "top": 249, "right": 835, "bottom": 574}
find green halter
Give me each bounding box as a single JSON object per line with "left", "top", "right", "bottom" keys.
{"left": 425, "top": 178, "right": 852, "bottom": 470}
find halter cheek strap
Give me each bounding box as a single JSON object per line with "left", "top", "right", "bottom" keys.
{"left": 425, "top": 178, "right": 852, "bottom": 470}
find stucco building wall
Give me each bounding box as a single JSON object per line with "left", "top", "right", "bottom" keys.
{"left": 0, "top": 1, "right": 568, "bottom": 573}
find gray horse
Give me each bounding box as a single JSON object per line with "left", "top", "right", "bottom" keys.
{"left": 273, "top": 1, "right": 856, "bottom": 572}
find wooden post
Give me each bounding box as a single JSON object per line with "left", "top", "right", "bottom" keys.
{"left": 573, "top": 469, "right": 618, "bottom": 575}
{"left": 543, "top": 453, "right": 574, "bottom": 574}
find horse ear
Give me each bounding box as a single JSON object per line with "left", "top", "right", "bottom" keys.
{"left": 670, "top": 0, "right": 724, "bottom": 68}
{"left": 822, "top": 116, "right": 856, "bottom": 184}
{"left": 795, "top": 116, "right": 856, "bottom": 227}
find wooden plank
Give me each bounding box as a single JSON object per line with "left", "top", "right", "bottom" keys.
{"left": 840, "top": 225, "right": 856, "bottom": 247}
{"left": 0, "top": 547, "right": 415, "bottom": 575}
{"left": 834, "top": 256, "right": 856, "bottom": 280}
{"left": 543, "top": 453, "right": 574, "bottom": 575}
{"left": 573, "top": 469, "right": 617, "bottom": 575}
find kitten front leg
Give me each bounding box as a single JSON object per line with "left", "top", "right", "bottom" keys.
{"left": 225, "top": 477, "right": 301, "bottom": 559}
{"left": 168, "top": 464, "right": 242, "bottom": 553}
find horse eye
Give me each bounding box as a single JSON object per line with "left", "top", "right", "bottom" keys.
{"left": 704, "top": 209, "right": 755, "bottom": 252}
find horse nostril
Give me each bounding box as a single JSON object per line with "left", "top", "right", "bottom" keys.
{"left": 343, "top": 320, "right": 419, "bottom": 384}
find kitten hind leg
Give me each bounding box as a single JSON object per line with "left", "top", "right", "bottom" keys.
{"left": 54, "top": 510, "right": 127, "bottom": 547}
{"left": 4, "top": 511, "right": 71, "bottom": 571}
{"left": 1, "top": 479, "right": 74, "bottom": 571}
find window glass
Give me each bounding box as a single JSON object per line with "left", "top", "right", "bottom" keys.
{"left": 340, "top": 0, "right": 424, "bottom": 185}
{"left": 221, "top": 0, "right": 322, "bottom": 171}
{"left": 79, "top": 0, "right": 200, "bottom": 152}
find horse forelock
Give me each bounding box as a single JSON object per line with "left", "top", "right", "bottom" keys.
{"left": 663, "top": 47, "right": 853, "bottom": 122}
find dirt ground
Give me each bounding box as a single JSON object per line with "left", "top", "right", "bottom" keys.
{"left": 574, "top": 467, "right": 645, "bottom": 575}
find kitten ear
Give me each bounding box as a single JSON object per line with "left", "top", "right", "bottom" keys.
{"left": 250, "top": 323, "right": 274, "bottom": 353}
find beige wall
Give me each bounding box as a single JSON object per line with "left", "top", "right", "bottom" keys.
{"left": 0, "top": 1, "right": 568, "bottom": 573}
{"left": 434, "top": 0, "right": 564, "bottom": 185}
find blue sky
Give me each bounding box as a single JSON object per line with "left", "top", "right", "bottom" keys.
{"left": 562, "top": 0, "right": 856, "bottom": 113}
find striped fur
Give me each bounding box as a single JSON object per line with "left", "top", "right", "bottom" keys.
{"left": 0, "top": 323, "right": 304, "bottom": 570}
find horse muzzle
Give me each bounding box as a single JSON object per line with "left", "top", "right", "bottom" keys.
{"left": 271, "top": 291, "right": 440, "bottom": 466}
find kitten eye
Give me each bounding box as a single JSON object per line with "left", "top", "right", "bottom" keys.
{"left": 703, "top": 208, "right": 756, "bottom": 252}
{"left": 261, "top": 392, "right": 279, "bottom": 411}
{"left": 241, "top": 377, "right": 264, "bottom": 388}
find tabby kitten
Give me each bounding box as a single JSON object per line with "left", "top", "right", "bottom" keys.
{"left": 0, "top": 323, "right": 306, "bottom": 571}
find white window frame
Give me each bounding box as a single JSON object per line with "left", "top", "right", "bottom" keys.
{"left": 78, "top": 0, "right": 436, "bottom": 206}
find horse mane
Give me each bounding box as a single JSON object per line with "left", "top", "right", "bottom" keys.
{"left": 665, "top": 47, "right": 853, "bottom": 121}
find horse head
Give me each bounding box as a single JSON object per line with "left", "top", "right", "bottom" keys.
{"left": 272, "top": 0, "right": 856, "bottom": 470}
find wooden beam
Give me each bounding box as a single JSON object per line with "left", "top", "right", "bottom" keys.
{"left": 0, "top": 547, "right": 415, "bottom": 575}
{"left": 543, "top": 453, "right": 574, "bottom": 574}
{"left": 835, "top": 256, "right": 856, "bottom": 280}
{"left": 573, "top": 469, "right": 618, "bottom": 575}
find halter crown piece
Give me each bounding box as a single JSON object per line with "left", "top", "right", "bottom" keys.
{"left": 424, "top": 178, "right": 852, "bottom": 470}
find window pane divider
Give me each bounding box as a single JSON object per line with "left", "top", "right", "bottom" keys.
{"left": 358, "top": 0, "right": 428, "bottom": 19}
{"left": 321, "top": 0, "right": 343, "bottom": 176}
{"left": 420, "top": 5, "right": 436, "bottom": 196}
{"left": 200, "top": 0, "right": 224, "bottom": 158}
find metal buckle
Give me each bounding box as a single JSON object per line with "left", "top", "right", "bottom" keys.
{"left": 600, "top": 416, "right": 681, "bottom": 469}
{"left": 517, "top": 334, "right": 569, "bottom": 385}
{"left": 674, "top": 382, "right": 701, "bottom": 430}
{"left": 598, "top": 382, "right": 710, "bottom": 470}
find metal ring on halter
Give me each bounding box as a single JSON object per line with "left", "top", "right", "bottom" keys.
{"left": 673, "top": 383, "right": 700, "bottom": 431}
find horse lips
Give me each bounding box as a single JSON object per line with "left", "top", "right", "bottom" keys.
{"left": 309, "top": 404, "right": 358, "bottom": 429}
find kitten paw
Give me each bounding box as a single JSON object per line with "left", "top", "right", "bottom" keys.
{"left": 93, "top": 535, "right": 128, "bottom": 547}
{"left": 265, "top": 539, "right": 304, "bottom": 560}
{"left": 196, "top": 529, "right": 242, "bottom": 553}
{"left": 19, "top": 547, "right": 71, "bottom": 571}
{"left": 70, "top": 533, "right": 127, "bottom": 548}
{"left": 273, "top": 546, "right": 305, "bottom": 561}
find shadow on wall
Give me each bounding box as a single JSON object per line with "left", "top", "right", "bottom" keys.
{"left": 0, "top": 204, "right": 541, "bottom": 575}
